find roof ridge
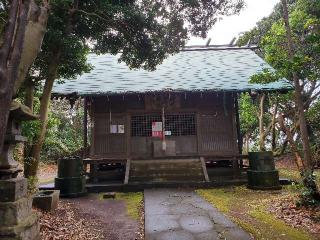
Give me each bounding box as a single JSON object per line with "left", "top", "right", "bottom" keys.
{"left": 88, "top": 45, "right": 258, "bottom": 55}
{"left": 181, "top": 45, "right": 258, "bottom": 51}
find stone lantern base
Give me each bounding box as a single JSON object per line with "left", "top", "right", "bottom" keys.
{"left": 0, "top": 178, "right": 40, "bottom": 240}
{"left": 0, "top": 102, "right": 40, "bottom": 239}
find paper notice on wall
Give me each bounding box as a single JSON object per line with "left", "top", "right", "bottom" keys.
{"left": 152, "top": 122, "right": 163, "bottom": 138}
{"left": 118, "top": 125, "right": 125, "bottom": 133}
{"left": 165, "top": 131, "right": 171, "bottom": 136}
{"left": 110, "top": 124, "right": 118, "bottom": 134}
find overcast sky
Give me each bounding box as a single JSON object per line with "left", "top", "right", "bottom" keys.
{"left": 188, "top": 0, "right": 280, "bottom": 45}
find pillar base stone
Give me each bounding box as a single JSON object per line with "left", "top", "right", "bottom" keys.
{"left": 0, "top": 212, "right": 40, "bottom": 240}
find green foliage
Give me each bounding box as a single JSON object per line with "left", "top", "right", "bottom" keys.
{"left": 306, "top": 101, "right": 320, "bottom": 165}
{"left": 279, "top": 169, "right": 320, "bottom": 207}
{"left": 261, "top": 0, "right": 320, "bottom": 81}
{"left": 299, "top": 171, "right": 320, "bottom": 206}
{"left": 70, "top": 0, "right": 244, "bottom": 71}
{"left": 237, "top": 0, "right": 296, "bottom": 47}
{"left": 250, "top": 69, "right": 282, "bottom": 84}
{"left": 237, "top": 0, "right": 320, "bottom": 157}
{"left": 239, "top": 93, "right": 258, "bottom": 136}
{"left": 22, "top": 98, "right": 84, "bottom": 162}
{"left": 31, "top": 5, "right": 93, "bottom": 83}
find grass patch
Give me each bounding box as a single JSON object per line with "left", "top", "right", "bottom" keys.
{"left": 197, "top": 186, "right": 312, "bottom": 240}
{"left": 278, "top": 169, "right": 301, "bottom": 182}
{"left": 196, "top": 188, "right": 231, "bottom": 213}
{"left": 250, "top": 208, "right": 309, "bottom": 240}
{"left": 115, "top": 192, "right": 143, "bottom": 220}
{"left": 279, "top": 169, "right": 320, "bottom": 186}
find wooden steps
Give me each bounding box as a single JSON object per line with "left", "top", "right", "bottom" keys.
{"left": 129, "top": 158, "right": 205, "bottom": 183}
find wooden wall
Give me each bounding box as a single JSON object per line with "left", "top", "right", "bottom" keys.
{"left": 90, "top": 92, "right": 238, "bottom": 159}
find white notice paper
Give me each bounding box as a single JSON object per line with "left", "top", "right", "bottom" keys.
{"left": 118, "top": 125, "right": 125, "bottom": 133}
{"left": 110, "top": 125, "right": 117, "bottom": 133}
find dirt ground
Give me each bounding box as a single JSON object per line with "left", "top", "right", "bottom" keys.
{"left": 37, "top": 163, "right": 57, "bottom": 184}
{"left": 39, "top": 194, "right": 143, "bottom": 240}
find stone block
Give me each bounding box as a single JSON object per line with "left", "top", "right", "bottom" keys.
{"left": 0, "top": 178, "right": 27, "bottom": 202}
{"left": 248, "top": 151, "right": 275, "bottom": 171}
{"left": 0, "top": 212, "right": 40, "bottom": 240}
{"left": 32, "top": 190, "right": 60, "bottom": 212}
{"left": 247, "top": 170, "right": 281, "bottom": 190}
{"left": 55, "top": 176, "right": 86, "bottom": 197}
{"left": 102, "top": 192, "right": 116, "bottom": 199}
{"left": 0, "top": 197, "right": 32, "bottom": 226}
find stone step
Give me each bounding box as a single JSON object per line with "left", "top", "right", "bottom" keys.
{"left": 130, "top": 169, "right": 202, "bottom": 176}
{"left": 130, "top": 176, "right": 204, "bottom": 183}
{"left": 129, "top": 158, "right": 204, "bottom": 183}
{"left": 130, "top": 165, "right": 202, "bottom": 171}
{"left": 130, "top": 172, "right": 204, "bottom": 177}
{"left": 131, "top": 159, "right": 200, "bottom": 165}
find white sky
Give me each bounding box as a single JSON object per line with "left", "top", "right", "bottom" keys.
{"left": 187, "top": 0, "right": 280, "bottom": 45}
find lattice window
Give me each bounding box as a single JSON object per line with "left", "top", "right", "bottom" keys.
{"left": 131, "top": 113, "right": 196, "bottom": 137}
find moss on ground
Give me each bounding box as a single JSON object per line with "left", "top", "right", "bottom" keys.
{"left": 279, "top": 169, "right": 320, "bottom": 186}
{"left": 197, "top": 186, "right": 312, "bottom": 240}
{"left": 115, "top": 192, "right": 143, "bottom": 220}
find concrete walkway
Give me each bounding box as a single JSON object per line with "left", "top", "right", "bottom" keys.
{"left": 144, "top": 189, "right": 252, "bottom": 240}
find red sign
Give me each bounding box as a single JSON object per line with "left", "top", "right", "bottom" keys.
{"left": 152, "top": 122, "right": 163, "bottom": 138}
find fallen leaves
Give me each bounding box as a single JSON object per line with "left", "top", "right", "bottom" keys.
{"left": 38, "top": 201, "right": 105, "bottom": 240}
{"left": 268, "top": 196, "right": 320, "bottom": 235}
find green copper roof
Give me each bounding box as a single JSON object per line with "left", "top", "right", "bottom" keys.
{"left": 52, "top": 48, "right": 293, "bottom": 96}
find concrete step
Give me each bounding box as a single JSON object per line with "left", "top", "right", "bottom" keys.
{"left": 131, "top": 159, "right": 200, "bottom": 165}
{"left": 130, "top": 172, "right": 204, "bottom": 178}
{"left": 129, "top": 177, "right": 204, "bottom": 183}
{"left": 130, "top": 169, "right": 202, "bottom": 176}
{"left": 129, "top": 158, "right": 205, "bottom": 183}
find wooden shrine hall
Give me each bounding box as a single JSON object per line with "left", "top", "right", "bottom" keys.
{"left": 52, "top": 45, "right": 292, "bottom": 187}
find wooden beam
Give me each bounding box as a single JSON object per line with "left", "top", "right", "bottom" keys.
{"left": 234, "top": 94, "right": 243, "bottom": 168}
{"left": 83, "top": 97, "right": 88, "bottom": 158}
{"left": 124, "top": 158, "right": 131, "bottom": 184}
{"left": 200, "top": 157, "right": 210, "bottom": 182}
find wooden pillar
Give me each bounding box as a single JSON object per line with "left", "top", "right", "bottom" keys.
{"left": 83, "top": 97, "right": 88, "bottom": 158}
{"left": 234, "top": 93, "right": 243, "bottom": 167}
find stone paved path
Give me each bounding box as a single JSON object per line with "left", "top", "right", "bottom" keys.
{"left": 144, "top": 188, "right": 252, "bottom": 240}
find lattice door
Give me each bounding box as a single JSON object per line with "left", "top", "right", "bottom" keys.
{"left": 93, "top": 114, "right": 126, "bottom": 157}
{"left": 198, "top": 111, "right": 236, "bottom": 154}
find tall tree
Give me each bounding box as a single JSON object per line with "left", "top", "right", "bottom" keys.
{"left": 281, "top": 0, "right": 319, "bottom": 199}
{"left": 241, "top": 0, "right": 320, "bottom": 201}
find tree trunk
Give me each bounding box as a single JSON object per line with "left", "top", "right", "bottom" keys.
{"left": 24, "top": 78, "right": 35, "bottom": 111}
{"left": 278, "top": 114, "right": 305, "bottom": 171}
{"left": 0, "top": 0, "right": 30, "bottom": 154}
{"left": 0, "top": 0, "right": 48, "bottom": 154}
{"left": 14, "top": 0, "right": 49, "bottom": 95}
{"left": 279, "top": 139, "right": 288, "bottom": 156}
{"left": 244, "top": 133, "right": 250, "bottom": 154}
{"left": 258, "top": 93, "right": 266, "bottom": 151}
{"left": 271, "top": 103, "right": 278, "bottom": 152}
{"left": 282, "top": 0, "right": 313, "bottom": 171}
{"left": 24, "top": 49, "right": 61, "bottom": 178}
